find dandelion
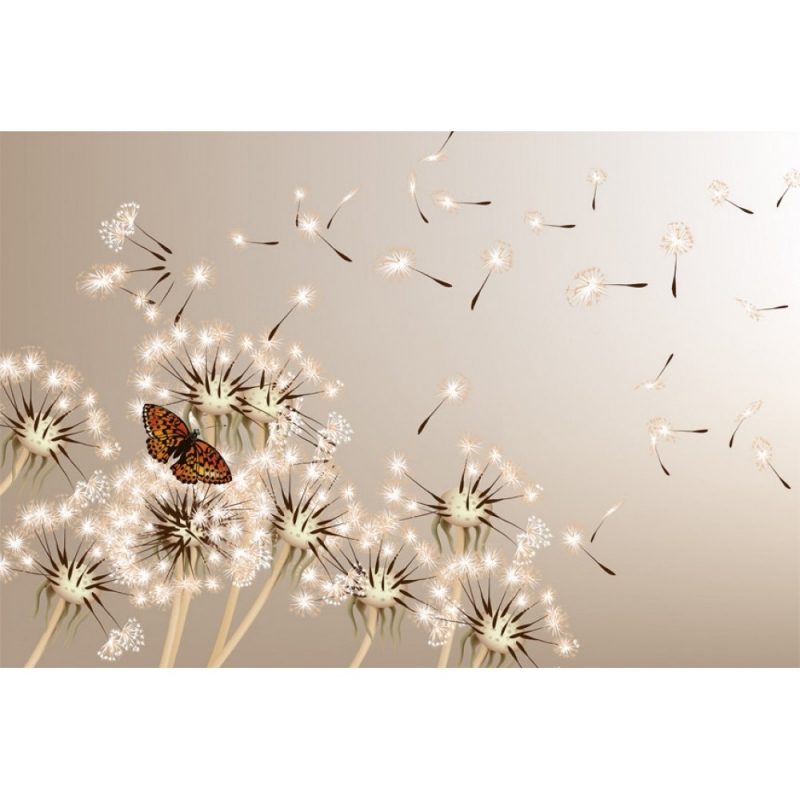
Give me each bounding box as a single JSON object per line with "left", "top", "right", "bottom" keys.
{"left": 174, "top": 260, "right": 216, "bottom": 325}
{"left": 524, "top": 211, "right": 576, "bottom": 233}
{"left": 229, "top": 229, "right": 279, "bottom": 248}
{"left": 565, "top": 268, "right": 648, "bottom": 307}
{"left": 660, "top": 222, "right": 694, "bottom": 298}
{"left": 433, "top": 189, "right": 491, "bottom": 213}
{"left": 471, "top": 241, "right": 513, "bottom": 309}
{"left": 267, "top": 284, "right": 318, "bottom": 341}
{"left": 729, "top": 401, "right": 763, "bottom": 448}
{"left": 0, "top": 349, "right": 118, "bottom": 497}
{"left": 326, "top": 186, "right": 360, "bottom": 229}
{"left": 648, "top": 417, "right": 708, "bottom": 476}
{"left": 736, "top": 298, "right": 789, "bottom": 321}
{"left": 635, "top": 353, "right": 674, "bottom": 391}
{"left": 752, "top": 437, "right": 791, "bottom": 489}
{"left": 420, "top": 131, "right": 454, "bottom": 162}
{"left": 454, "top": 571, "right": 578, "bottom": 667}
{"left": 561, "top": 524, "right": 615, "bottom": 576}
{"left": 417, "top": 375, "right": 470, "bottom": 435}
{"left": 375, "top": 248, "right": 452, "bottom": 288}
{"left": 297, "top": 210, "right": 353, "bottom": 262}
{"left": 588, "top": 168, "right": 607, "bottom": 210}
{"left": 708, "top": 180, "right": 753, "bottom": 214}
{"left": 408, "top": 171, "right": 428, "bottom": 224}
{"left": 777, "top": 169, "right": 800, "bottom": 207}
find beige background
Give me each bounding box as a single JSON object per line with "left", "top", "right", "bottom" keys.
{"left": 1, "top": 132, "right": 798, "bottom": 667}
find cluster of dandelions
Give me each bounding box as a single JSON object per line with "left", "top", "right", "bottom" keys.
{"left": 0, "top": 348, "right": 119, "bottom": 499}
{"left": 131, "top": 319, "right": 345, "bottom": 454}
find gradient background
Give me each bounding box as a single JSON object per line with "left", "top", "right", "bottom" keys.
{"left": 1, "top": 132, "right": 798, "bottom": 667}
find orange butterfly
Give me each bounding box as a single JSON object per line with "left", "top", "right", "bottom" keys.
{"left": 142, "top": 403, "right": 232, "bottom": 485}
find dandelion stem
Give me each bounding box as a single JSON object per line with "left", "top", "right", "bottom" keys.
{"left": 414, "top": 194, "right": 429, "bottom": 224}
{"left": 349, "top": 605, "right": 378, "bottom": 667}
{"left": 437, "top": 528, "right": 465, "bottom": 668}
{"left": 318, "top": 234, "right": 352, "bottom": 263}
{"left": 174, "top": 288, "right": 195, "bottom": 325}
{"left": 674, "top": 429, "right": 708, "bottom": 434}
{"left": 471, "top": 643, "right": 489, "bottom": 668}
{"left": 579, "top": 544, "right": 616, "bottom": 576}
{"left": 604, "top": 283, "right": 648, "bottom": 288}
{"left": 777, "top": 186, "right": 790, "bottom": 208}
{"left": 769, "top": 462, "right": 791, "bottom": 490}
{"left": 471, "top": 274, "right": 491, "bottom": 310}
{"left": 654, "top": 353, "right": 674, "bottom": 382}
{"left": 24, "top": 596, "right": 66, "bottom": 668}
{"left": 159, "top": 560, "right": 184, "bottom": 668}
{"left": 127, "top": 236, "right": 167, "bottom": 262}
{"left": 654, "top": 444, "right": 670, "bottom": 476}
{"left": 247, "top": 240, "right": 279, "bottom": 246}
{"left": 418, "top": 399, "right": 446, "bottom": 435}
{"left": 168, "top": 586, "right": 193, "bottom": 667}
{"left": 729, "top": 421, "right": 742, "bottom": 448}
{"left": 0, "top": 447, "right": 30, "bottom": 498}
{"left": 268, "top": 305, "right": 297, "bottom": 341}
{"left": 725, "top": 199, "right": 754, "bottom": 214}
{"left": 208, "top": 541, "right": 292, "bottom": 668}
{"left": 671, "top": 255, "right": 678, "bottom": 298}
{"left": 137, "top": 225, "right": 173, "bottom": 254}
{"left": 592, "top": 184, "right": 598, "bottom": 211}
{"left": 413, "top": 268, "right": 452, "bottom": 288}
{"left": 544, "top": 223, "right": 576, "bottom": 228}
{"left": 459, "top": 201, "right": 492, "bottom": 206}
{"left": 326, "top": 207, "right": 342, "bottom": 230}
{"left": 756, "top": 305, "right": 789, "bottom": 312}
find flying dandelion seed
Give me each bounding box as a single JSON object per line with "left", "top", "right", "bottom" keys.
{"left": 99, "top": 203, "right": 170, "bottom": 262}
{"left": 229, "top": 229, "right": 279, "bottom": 248}
{"left": 471, "top": 241, "right": 513, "bottom": 310}
{"left": 524, "top": 211, "right": 576, "bottom": 233}
{"left": 752, "top": 437, "right": 791, "bottom": 489}
{"left": 708, "top": 180, "right": 754, "bottom": 214}
{"left": 417, "top": 375, "right": 470, "bottom": 435}
{"left": 561, "top": 524, "right": 615, "bottom": 576}
{"left": 635, "top": 353, "right": 674, "bottom": 391}
{"left": 408, "top": 172, "right": 428, "bottom": 224}
{"left": 432, "top": 189, "right": 491, "bottom": 214}
{"left": 589, "top": 501, "right": 624, "bottom": 543}
{"left": 660, "top": 222, "right": 694, "bottom": 298}
{"left": 297, "top": 211, "right": 353, "bottom": 262}
{"left": 777, "top": 169, "right": 800, "bottom": 207}
{"left": 565, "top": 268, "right": 648, "bottom": 307}
{"left": 736, "top": 298, "right": 789, "bottom": 321}
{"left": 0, "top": 349, "right": 118, "bottom": 497}
{"left": 77, "top": 262, "right": 172, "bottom": 323}
{"left": 294, "top": 187, "right": 306, "bottom": 227}
{"left": 729, "top": 401, "right": 763, "bottom": 448}
{"left": 375, "top": 248, "right": 452, "bottom": 288}
{"left": 420, "top": 131, "right": 454, "bottom": 162}
{"left": 114, "top": 201, "right": 172, "bottom": 255}
{"left": 326, "top": 187, "right": 360, "bottom": 230}
{"left": 588, "top": 168, "right": 607, "bottom": 210}
{"left": 647, "top": 417, "right": 708, "bottom": 476}
{"left": 268, "top": 284, "right": 318, "bottom": 341}
{"left": 174, "top": 260, "right": 216, "bottom": 325}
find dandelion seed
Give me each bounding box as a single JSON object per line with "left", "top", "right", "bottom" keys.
{"left": 375, "top": 248, "right": 452, "bottom": 288}
{"left": 588, "top": 168, "right": 607, "bottom": 210}
{"left": 777, "top": 169, "right": 800, "bottom": 207}
{"left": 752, "top": 437, "right": 791, "bottom": 489}
{"left": 566, "top": 268, "right": 647, "bottom": 307}
{"left": 660, "top": 222, "right": 694, "bottom": 298}
{"left": 736, "top": 298, "right": 788, "bottom": 321}
{"left": 267, "top": 284, "right": 318, "bottom": 341}
{"left": 648, "top": 417, "right": 708, "bottom": 476}
{"left": 708, "top": 180, "right": 753, "bottom": 214}
{"left": 524, "top": 211, "right": 576, "bottom": 233}
{"left": 417, "top": 375, "right": 470, "bottom": 435}
{"left": 297, "top": 211, "right": 352, "bottom": 262}
{"left": 229, "top": 229, "right": 279, "bottom": 248}
{"left": 471, "top": 241, "right": 513, "bottom": 310}
{"left": 420, "top": 131, "right": 454, "bottom": 162}
{"left": 433, "top": 189, "right": 491, "bottom": 213}
{"left": 561, "top": 524, "right": 615, "bottom": 576}
{"left": 408, "top": 171, "right": 428, "bottom": 223}
{"left": 326, "top": 187, "right": 360, "bottom": 229}
{"left": 174, "top": 260, "right": 216, "bottom": 325}
{"left": 729, "top": 400, "right": 762, "bottom": 448}
{"left": 635, "top": 353, "right": 674, "bottom": 391}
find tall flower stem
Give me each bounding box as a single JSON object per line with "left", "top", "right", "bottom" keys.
{"left": 24, "top": 597, "right": 66, "bottom": 668}
{"left": 349, "top": 606, "right": 378, "bottom": 668}
{"left": 437, "top": 528, "right": 465, "bottom": 668}
{"left": 159, "top": 561, "right": 184, "bottom": 668}
{"left": 208, "top": 541, "right": 291, "bottom": 668}
{"left": 471, "top": 643, "right": 488, "bottom": 668}
{"left": 0, "top": 448, "right": 30, "bottom": 498}
{"left": 208, "top": 424, "right": 268, "bottom": 663}
{"left": 167, "top": 552, "right": 197, "bottom": 667}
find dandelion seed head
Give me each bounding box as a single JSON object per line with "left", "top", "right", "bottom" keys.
{"left": 737, "top": 298, "right": 762, "bottom": 321}
{"left": 752, "top": 437, "right": 772, "bottom": 469}
{"left": 566, "top": 268, "right": 607, "bottom": 307}
{"left": 481, "top": 241, "right": 513, "bottom": 274}
{"left": 708, "top": 180, "right": 730, "bottom": 205}
{"left": 784, "top": 169, "right": 800, "bottom": 188}
{"left": 433, "top": 190, "right": 458, "bottom": 213}
{"left": 735, "top": 400, "right": 763, "bottom": 423}
{"left": 376, "top": 248, "right": 415, "bottom": 282}
{"left": 524, "top": 211, "right": 545, "bottom": 233}
{"left": 186, "top": 260, "right": 215, "bottom": 289}
{"left": 298, "top": 211, "right": 321, "bottom": 239}
{"left": 588, "top": 168, "right": 607, "bottom": 186}
{"left": 438, "top": 375, "right": 470, "bottom": 405}
{"left": 660, "top": 222, "right": 694, "bottom": 257}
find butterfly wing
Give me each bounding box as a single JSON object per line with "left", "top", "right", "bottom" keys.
{"left": 171, "top": 439, "right": 232, "bottom": 485}
{"left": 143, "top": 403, "right": 190, "bottom": 464}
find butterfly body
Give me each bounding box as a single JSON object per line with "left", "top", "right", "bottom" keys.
{"left": 142, "top": 403, "right": 232, "bottom": 485}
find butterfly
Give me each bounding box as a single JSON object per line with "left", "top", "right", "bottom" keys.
{"left": 142, "top": 403, "right": 232, "bottom": 485}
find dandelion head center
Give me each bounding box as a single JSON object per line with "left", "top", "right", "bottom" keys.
{"left": 440, "top": 487, "right": 486, "bottom": 529}
{"left": 476, "top": 612, "right": 518, "bottom": 655}
{"left": 276, "top": 508, "right": 320, "bottom": 551}
{"left": 18, "top": 415, "right": 62, "bottom": 457}
{"left": 193, "top": 377, "right": 238, "bottom": 416}
{"left": 53, "top": 563, "right": 92, "bottom": 605}
{"left": 359, "top": 568, "right": 402, "bottom": 609}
